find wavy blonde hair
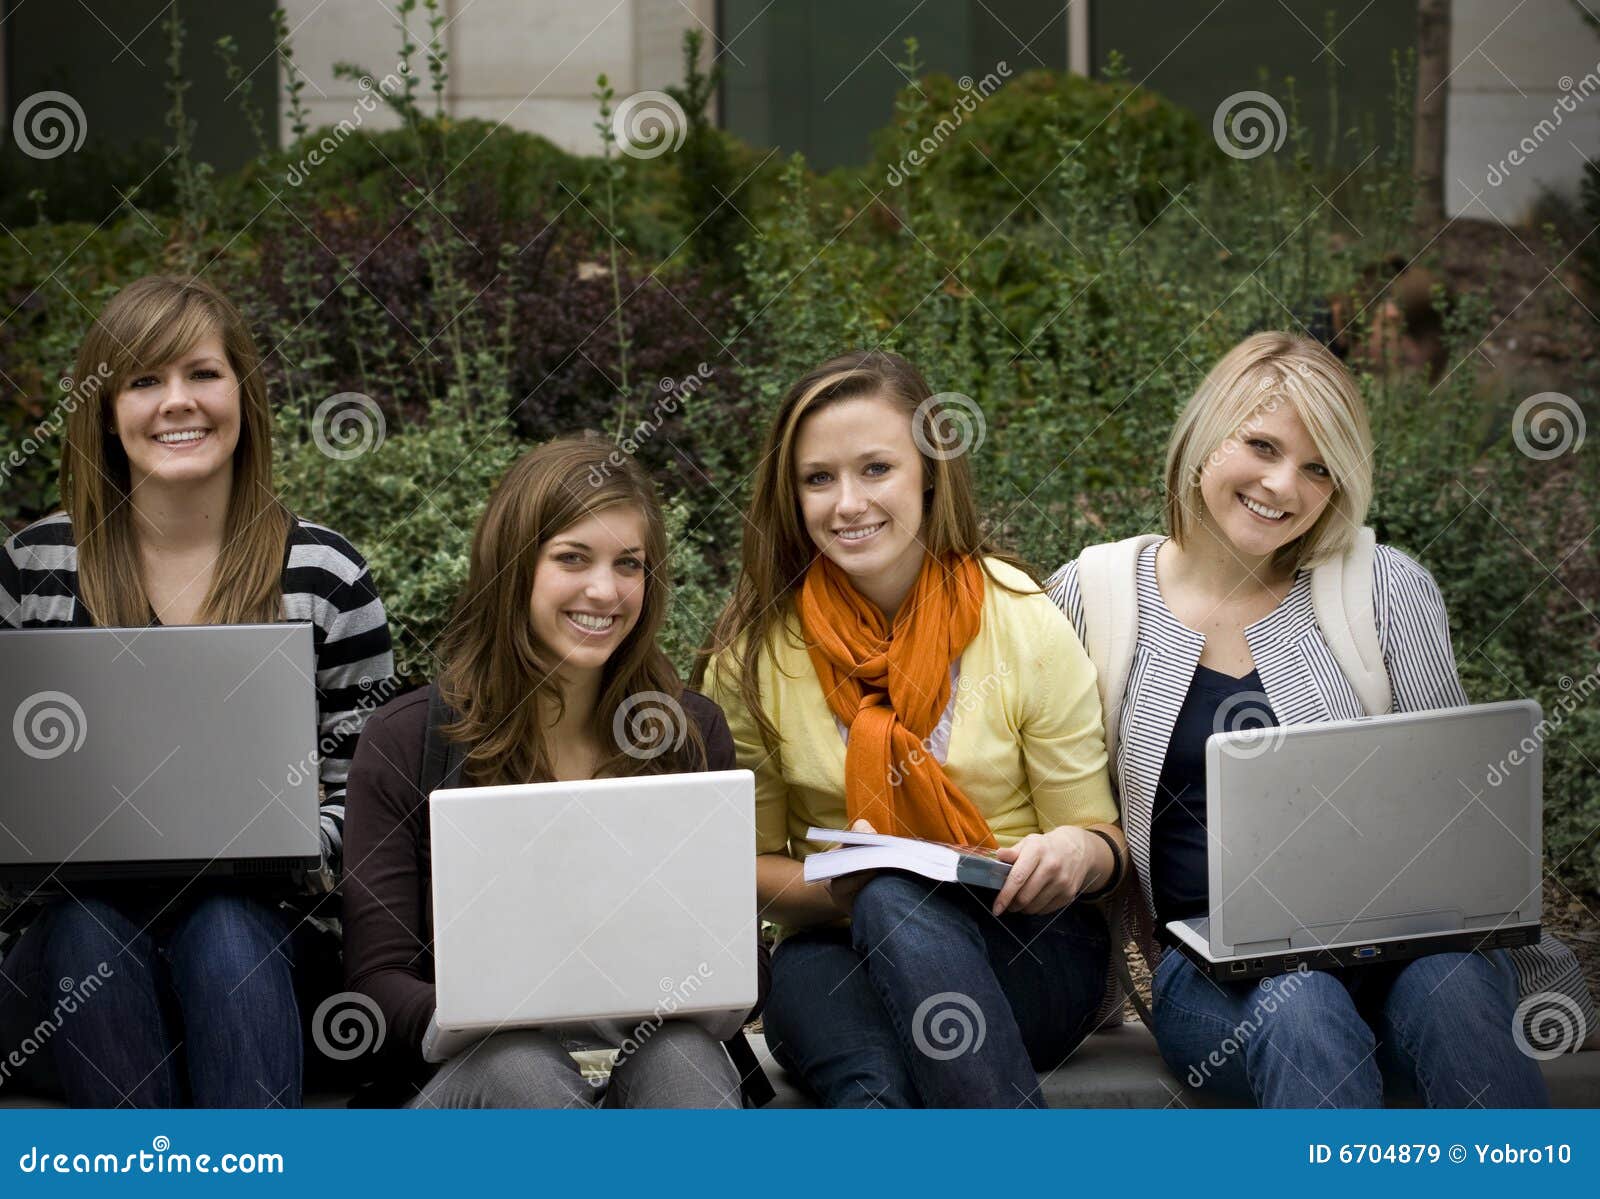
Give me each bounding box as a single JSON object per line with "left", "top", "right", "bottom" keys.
{"left": 59, "top": 275, "right": 290, "bottom": 626}
{"left": 1164, "top": 331, "right": 1373, "bottom": 574}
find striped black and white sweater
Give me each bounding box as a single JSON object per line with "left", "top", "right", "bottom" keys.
{"left": 1, "top": 510, "right": 397, "bottom": 879}
{"left": 1047, "top": 537, "right": 1596, "bottom": 1045}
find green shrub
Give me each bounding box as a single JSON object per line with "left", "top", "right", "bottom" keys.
{"left": 274, "top": 397, "right": 723, "bottom": 686}
{"left": 855, "top": 56, "right": 1213, "bottom": 228}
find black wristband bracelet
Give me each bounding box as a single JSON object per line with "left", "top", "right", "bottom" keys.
{"left": 1077, "top": 827, "right": 1125, "bottom": 902}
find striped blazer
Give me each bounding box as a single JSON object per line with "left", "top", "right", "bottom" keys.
{"left": 1, "top": 510, "right": 397, "bottom": 878}
{"left": 1046, "top": 537, "right": 1596, "bottom": 1042}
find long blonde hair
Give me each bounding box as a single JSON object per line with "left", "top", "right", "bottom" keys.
{"left": 704, "top": 349, "right": 1032, "bottom": 750}
{"left": 59, "top": 275, "right": 290, "bottom": 626}
{"left": 435, "top": 435, "right": 704, "bottom": 787}
{"left": 1164, "top": 331, "right": 1373, "bottom": 574}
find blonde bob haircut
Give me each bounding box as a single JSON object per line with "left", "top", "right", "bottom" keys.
{"left": 1164, "top": 331, "right": 1373, "bottom": 575}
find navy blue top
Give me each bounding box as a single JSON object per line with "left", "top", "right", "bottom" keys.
{"left": 1151, "top": 664, "right": 1278, "bottom": 930}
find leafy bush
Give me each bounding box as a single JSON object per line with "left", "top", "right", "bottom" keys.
{"left": 274, "top": 396, "right": 722, "bottom": 686}
{"left": 855, "top": 52, "right": 1213, "bottom": 228}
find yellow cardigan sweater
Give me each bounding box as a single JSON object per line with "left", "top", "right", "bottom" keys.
{"left": 705, "top": 557, "right": 1118, "bottom": 862}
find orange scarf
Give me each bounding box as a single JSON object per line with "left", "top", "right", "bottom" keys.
{"left": 798, "top": 551, "right": 996, "bottom": 848}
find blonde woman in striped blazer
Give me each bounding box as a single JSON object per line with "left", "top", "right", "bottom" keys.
{"left": 1048, "top": 331, "right": 1595, "bottom": 1108}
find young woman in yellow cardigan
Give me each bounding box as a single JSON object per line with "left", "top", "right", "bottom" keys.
{"left": 703, "top": 350, "right": 1127, "bottom": 1107}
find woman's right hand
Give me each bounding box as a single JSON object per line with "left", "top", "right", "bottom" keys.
{"left": 822, "top": 818, "right": 879, "bottom": 916}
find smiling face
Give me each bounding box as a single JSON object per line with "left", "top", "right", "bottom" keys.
{"left": 110, "top": 333, "right": 242, "bottom": 491}
{"left": 792, "top": 393, "right": 928, "bottom": 614}
{"left": 527, "top": 505, "right": 649, "bottom": 678}
{"left": 1197, "top": 399, "right": 1337, "bottom": 561}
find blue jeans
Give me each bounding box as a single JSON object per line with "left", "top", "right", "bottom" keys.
{"left": 0, "top": 889, "right": 307, "bottom": 1107}
{"left": 763, "top": 872, "right": 1110, "bottom": 1108}
{"left": 1150, "top": 946, "right": 1550, "bottom": 1107}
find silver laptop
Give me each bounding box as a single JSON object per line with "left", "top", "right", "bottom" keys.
{"left": 1166, "top": 699, "right": 1543, "bottom": 982}
{"left": 423, "top": 769, "right": 758, "bottom": 1063}
{"left": 0, "top": 624, "right": 322, "bottom": 889}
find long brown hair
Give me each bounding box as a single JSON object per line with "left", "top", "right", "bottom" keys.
{"left": 59, "top": 275, "right": 290, "bottom": 626}
{"left": 704, "top": 349, "right": 1032, "bottom": 750}
{"left": 435, "top": 435, "right": 704, "bottom": 786}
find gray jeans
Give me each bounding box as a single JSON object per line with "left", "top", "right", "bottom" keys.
{"left": 406, "top": 1023, "right": 742, "bottom": 1109}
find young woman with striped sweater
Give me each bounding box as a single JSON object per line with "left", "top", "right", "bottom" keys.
{"left": 0, "top": 276, "right": 395, "bottom": 1107}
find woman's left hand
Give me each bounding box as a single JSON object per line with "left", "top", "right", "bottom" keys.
{"left": 990, "top": 826, "right": 1104, "bottom": 916}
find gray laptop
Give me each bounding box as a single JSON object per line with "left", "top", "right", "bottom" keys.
{"left": 423, "top": 769, "right": 758, "bottom": 1063}
{"left": 0, "top": 624, "right": 322, "bottom": 889}
{"left": 1166, "top": 699, "right": 1543, "bottom": 982}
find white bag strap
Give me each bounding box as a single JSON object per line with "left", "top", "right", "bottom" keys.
{"left": 1076, "top": 534, "right": 1162, "bottom": 783}
{"left": 1309, "top": 526, "right": 1392, "bottom": 716}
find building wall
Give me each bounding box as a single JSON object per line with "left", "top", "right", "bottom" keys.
{"left": 1445, "top": 0, "right": 1600, "bottom": 222}
{"left": 1091, "top": 0, "right": 1418, "bottom": 169}
{"left": 275, "top": 0, "right": 716, "bottom": 153}
{"left": 3, "top": 0, "right": 278, "bottom": 177}
{"left": 717, "top": 0, "right": 1069, "bottom": 172}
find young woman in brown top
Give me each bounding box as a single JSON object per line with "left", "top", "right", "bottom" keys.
{"left": 341, "top": 436, "right": 766, "bottom": 1108}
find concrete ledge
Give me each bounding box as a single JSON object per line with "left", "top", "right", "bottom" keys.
{"left": 4, "top": 1023, "right": 1598, "bottom": 1108}
{"left": 747, "top": 1023, "right": 1600, "bottom": 1109}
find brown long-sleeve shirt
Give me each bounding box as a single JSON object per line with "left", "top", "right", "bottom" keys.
{"left": 341, "top": 684, "right": 767, "bottom": 1086}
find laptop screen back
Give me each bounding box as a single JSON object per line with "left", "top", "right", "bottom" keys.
{"left": 1205, "top": 700, "right": 1541, "bottom": 956}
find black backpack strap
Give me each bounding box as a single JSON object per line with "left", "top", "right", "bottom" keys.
{"left": 420, "top": 682, "right": 466, "bottom": 796}
{"left": 725, "top": 1031, "right": 776, "bottom": 1108}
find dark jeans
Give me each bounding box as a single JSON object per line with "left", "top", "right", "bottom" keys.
{"left": 762, "top": 871, "right": 1110, "bottom": 1108}
{"left": 1151, "top": 946, "right": 1550, "bottom": 1107}
{"left": 0, "top": 888, "right": 319, "bottom": 1108}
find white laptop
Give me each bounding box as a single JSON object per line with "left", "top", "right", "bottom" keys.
{"left": 1165, "top": 700, "right": 1543, "bottom": 982}
{"left": 422, "top": 769, "right": 758, "bottom": 1063}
